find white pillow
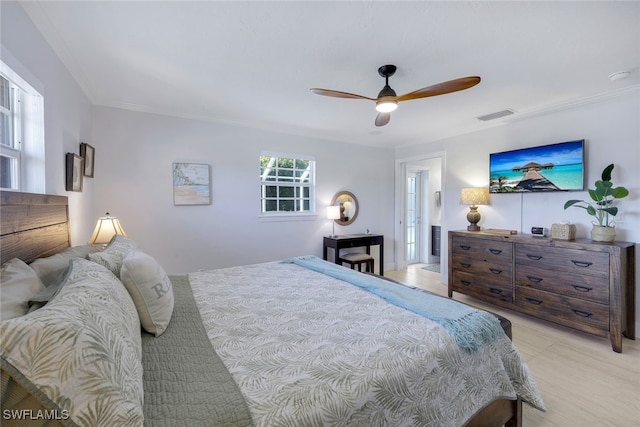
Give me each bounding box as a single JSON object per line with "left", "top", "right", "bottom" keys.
{"left": 28, "top": 260, "right": 73, "bottom": 312}
{"left": 29, "top": 244, "right": 101, "bottom": 287}
{"left": 1, "top": 258, "right": 45, "bottom": 320}
{"left": 120, "top": 250, "right": 174, "bottom": 336}
{"left": 0, "top": 258, "right": 143, "bottom": 425}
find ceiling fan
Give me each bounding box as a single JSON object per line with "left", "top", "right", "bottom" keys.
{"left": 310, "top": 65, "right": 481, "bottom": 127}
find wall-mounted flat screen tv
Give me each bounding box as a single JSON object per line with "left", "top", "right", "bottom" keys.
{"left": 489, "top": 139, "right": 585, "bottom": 193}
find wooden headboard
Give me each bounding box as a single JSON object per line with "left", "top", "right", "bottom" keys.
{"left": 0, "top": 191, "right": 70, "bottom": 265}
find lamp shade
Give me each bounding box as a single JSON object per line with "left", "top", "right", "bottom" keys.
{"left": 88, "top": 213, "right": 127, "bottom": 244}
{"left": 460, "top": 187, "right": 490, "bottom": 206}
{"left": 327, "top": 205, "right": 341, "bottom": 220}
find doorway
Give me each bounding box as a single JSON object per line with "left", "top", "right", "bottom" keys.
{"left": 395, "top": 154, "right": 443, "bottom": 271}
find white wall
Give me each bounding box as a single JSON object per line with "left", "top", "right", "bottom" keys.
{"left": 1, "top": 1, "right": 94, "bottom": 244}
{"left": 397, "top": 91, "right": 640, "bottom": 333}
{"left": 91, "top": 106, "right": 395, "bottom": 274}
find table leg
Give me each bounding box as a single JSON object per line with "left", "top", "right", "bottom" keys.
{"left": 379, "top": 241, "right": 384, "bottom": 276}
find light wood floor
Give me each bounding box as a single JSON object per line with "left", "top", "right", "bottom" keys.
{"left": 385, "top": 264, "right": 640, "bottom": 427}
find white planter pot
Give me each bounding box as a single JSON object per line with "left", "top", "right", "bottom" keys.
{"left": 591, "top": 225, "right": 616, "bottom": 242}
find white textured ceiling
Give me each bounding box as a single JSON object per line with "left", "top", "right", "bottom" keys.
{"left": 20, "top": 1, "right": 640, "bottom": 148}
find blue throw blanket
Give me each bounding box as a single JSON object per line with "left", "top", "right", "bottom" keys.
{"left": 283, "top": 255, "right": 505, "bottom": 352}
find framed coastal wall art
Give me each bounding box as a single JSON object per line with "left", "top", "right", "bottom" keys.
{"left": 80, "top": 142, "right": 95, "bottom": 177}
{"left": 172, "top": 162, "right": 211, "bottom": 205}
{"left": 65, "top": 153, "right": 83, "bottom": 192}
{"left": 489, "top": 139, "right": 585, "bottom": 193}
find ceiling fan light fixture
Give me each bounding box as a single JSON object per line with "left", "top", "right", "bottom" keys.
{"left": 376, "top": 97, "right": 398, "bottom": 113}
{"left": 310, "top": 64, "right": 480, "bottom": 127}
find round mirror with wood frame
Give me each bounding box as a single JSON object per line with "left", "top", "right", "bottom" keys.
{"left": 330, "top": 191, "right": 359, "bottom": 226}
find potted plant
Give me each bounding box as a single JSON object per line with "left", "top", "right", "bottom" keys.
{"left": 564, "top": 163, "right": 629, "bottom": 242}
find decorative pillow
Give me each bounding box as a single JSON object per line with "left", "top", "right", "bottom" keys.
{"left": 29, "top": 244, "right": 101, "bottom": 287}
{"left": 120, "top": 250, "right": 174, "bottom": 336}
{"left": 0, "top": 258, "right": 143, "bottom": 426}
{"left": 87, "top": 235, "right": 137, "bottom": 276}
{"left": 1, "top": 259, "right": 45, "bottom": 321}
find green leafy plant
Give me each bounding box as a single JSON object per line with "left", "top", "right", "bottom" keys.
{"left": 564, "top": 163, "right": 629, "bottom": 226}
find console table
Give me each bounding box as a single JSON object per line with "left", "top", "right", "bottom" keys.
{"left": 323, "top": 234, "right": 384, "bottom": 276}
{"left": 448, "top": 230, "right": 636, "bottom": 353}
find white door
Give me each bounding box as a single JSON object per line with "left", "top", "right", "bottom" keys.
{"left": 406, "top": 171, "right": 422, "bottom": 264}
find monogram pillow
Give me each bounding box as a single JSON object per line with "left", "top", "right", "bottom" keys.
{"left": 120, "top": 250, "right": 174, "bottom": 336}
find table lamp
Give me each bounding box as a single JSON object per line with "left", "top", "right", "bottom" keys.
{"left": 327, "top": 205, "right": 341, "bottom": 237}
{"left": 88, "top": 212, "right": 127, "bottom": 246}
{"left": 460, "top": 187, "right": 490, "bottom": 231}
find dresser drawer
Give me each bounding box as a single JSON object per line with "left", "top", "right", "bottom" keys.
{"left": 516, "top": 286, "right": 609, "bottom": 331}
{"left": 516, "top": 264, "right": 609, "bottom": 304}
{"left": 516, "top": 244, "right": 609, "bottom": 278}
{"left": 452, "top": 271, "right": 512, "bottom": 303}
{"left": 451, "top": 253, "right": 512, "bottom": 281}
{"left": 452, "top": 235, "right": 512, "bottom": 262}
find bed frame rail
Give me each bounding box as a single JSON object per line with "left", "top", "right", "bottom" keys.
{"left": 465, "top": 397, "right": 522, "bottom": 427}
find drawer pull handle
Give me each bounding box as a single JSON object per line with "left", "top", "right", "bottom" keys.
{"left": 460, "top": 280, "right": 471, "bottom": 286}
{"left": 489, "top": 288, "right": 503, "bottom": 294}
{"left": 525, "top": 297, "right": 543, "bottom": 305}
{"left": 459, "top": 245, "right": 471, "bottom": 250}
{"left": 572, "top": 309, "right": 593, "bottom": 318}
{"left": 460, "top": 262, "right": 471, "bottom": 268}
{"left": 526, "top": 275, "right": 543, "bottom": 283}
{"left": 573, "top": 285, "right": 592, "bottom": 293}
{"left": 571, "top": 260, "right": 593, "bottom": 268}
{"left": 489, "top": 268, "right": 503, "bottom": 275}
{"left": 489, "top": 249, "right": 502, "bottom": 255}
{"left": 526, "top": 254, "right": 543, "bottom": 261}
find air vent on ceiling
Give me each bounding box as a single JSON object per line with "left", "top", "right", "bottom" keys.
{"left": 476, "top": 109, "right": 516, "bottom": 121}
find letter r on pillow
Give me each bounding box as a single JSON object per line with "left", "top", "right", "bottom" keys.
{"left": 152, "top": 282, "right": 169, "bottom": 299}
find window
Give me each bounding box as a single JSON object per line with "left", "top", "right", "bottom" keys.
{"left": 1, "top": 61, "right": 45, "bottom": 192}
{"left": 260, "top": 153, "right": 315, "bottom": 215}
{"left": 0, "top": 74, "right": 20, "bottom": 189}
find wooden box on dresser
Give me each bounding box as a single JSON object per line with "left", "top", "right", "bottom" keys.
{"left": 448, "top": 230, "right": 636, "bottom": 353}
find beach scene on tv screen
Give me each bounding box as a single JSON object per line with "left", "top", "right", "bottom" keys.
{"left": 489, "top": 140, "right": 584, "bottom": 193}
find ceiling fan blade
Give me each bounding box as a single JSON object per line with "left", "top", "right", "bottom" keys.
{"left": 375, "top": 112, "right": 390, "bottom": 127}
{"left": 310, "top": 88, "right": 375, "bottom": 101}
{"left": 396, "top": 76, "right": 481, "bottom": 102}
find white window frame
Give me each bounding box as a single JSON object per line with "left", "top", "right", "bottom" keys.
{"left": 1, "top": 60, "right": 45, "bottom": 193}
{"left": 259, "top": 151, "right": 316, "bottom": 220}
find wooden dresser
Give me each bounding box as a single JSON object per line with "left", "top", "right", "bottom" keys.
{"left": 448, "top": 230, "right": 636, "bottom": 353}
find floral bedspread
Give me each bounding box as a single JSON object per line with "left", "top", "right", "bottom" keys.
{"left": 190, "top": 261, "right": 544, "bottom": 427}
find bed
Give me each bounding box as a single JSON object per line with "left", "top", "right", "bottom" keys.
{"left": 1, "top": 191, "right": 545, "bottom": 426}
